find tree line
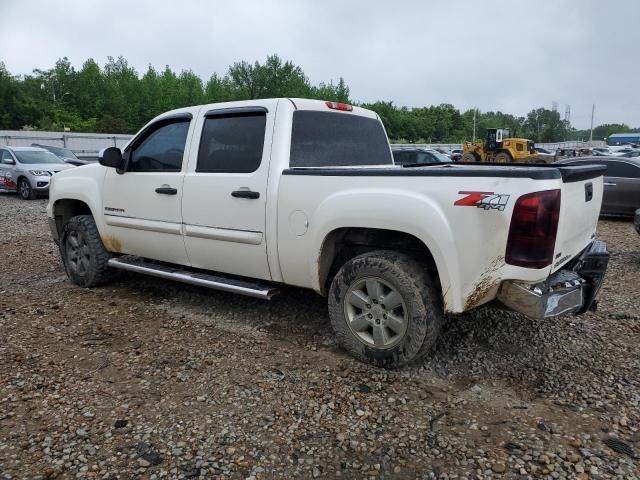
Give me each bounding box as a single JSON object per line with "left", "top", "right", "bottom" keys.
{"left": 0, "top": 54, "right": 637, "bottom": 143}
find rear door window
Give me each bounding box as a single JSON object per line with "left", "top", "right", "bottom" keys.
{"left": 196, "top": 113, "right": 266, "bottom": 173}
{"left": 290, "top": 111, "right": 392, "bottom": 167}
{"left": 392, "top": 151, "right": 415, "bottom": 165}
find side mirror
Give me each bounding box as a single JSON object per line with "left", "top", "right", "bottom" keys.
{"left": 99, "top": 147, "right": 124, "bottom": 169}
{"left": 4, "top": 158, "right": 15, "bottom": 165}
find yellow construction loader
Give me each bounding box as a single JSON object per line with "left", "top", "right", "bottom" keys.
{"left": 461, "top": 128, "right": 539, "bottom": 163}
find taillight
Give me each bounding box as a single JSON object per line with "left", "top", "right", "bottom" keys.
{"left": 325, "top": 101, "right": 353, "bottom": 111}
{"left": 506, "top": 189, "right": 561, "bottom": 269}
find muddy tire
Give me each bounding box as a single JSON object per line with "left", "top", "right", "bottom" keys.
{"left": 18, "top": 178, "right": 36, "bottom": 200}
{"left": 62, "top": 215, "right": 115, "bottom": 288}
{"left": 328, "top": 250, "right": 443, "bottom": 368}
{"left": 461, "top": 152, "right": 478, "bottom": 162}
{"left": 495, "top": 151, "right": 512, "bottom": 163}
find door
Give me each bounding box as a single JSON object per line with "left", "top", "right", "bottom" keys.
{"left": 602, "top": 160, "right": 640, "bottom": 215}
{"left": 0, "top": 149, "right": 17, "bottom": 191}
{"left": 182, "top": 106, "right": 274, "bottom": 280}
{"left": 101, "top": 115, "right": 193, "bottom": 265}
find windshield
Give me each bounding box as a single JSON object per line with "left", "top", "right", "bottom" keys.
{"left": 40, "top": 145, "right": 78, "bottom": 159}
{"left": 14, "top": 150, "right": 65, "bottom": 165}
{"left": 426, "top": 150, "right": 450, "bottom": 162}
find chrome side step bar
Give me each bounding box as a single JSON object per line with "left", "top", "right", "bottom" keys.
{"left": 107, "top": 256, "right": 279, "bottom": 300}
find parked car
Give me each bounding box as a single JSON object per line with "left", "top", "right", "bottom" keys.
{"left": 591, "top": 147, "right": 613, "bottom": 156}
{"left": 0, "top": 146, "right": 73, "bottom": 199}
{"left": 449, "top": 149, "right": 463, "bottom": 161}
{"left": 392, "top": 147, "right": 450, "bottom": 165}
{"left": 47, "top": 98, "right": 609, "bottom": 368}
{"left": 618, "top": 150, "right": 640, "bottom": 158}
{"left": 534, "top": 147, "right": 556, "bottom": 162}
{"left": 556, "top": 156, "right": 640, "bottom": 216}
{"left": 31, "top": 144, "right": 91, "bottom": 166}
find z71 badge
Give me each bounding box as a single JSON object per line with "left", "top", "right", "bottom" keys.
{"left": 454, "top": 191, "right": 510, "bottom": 211}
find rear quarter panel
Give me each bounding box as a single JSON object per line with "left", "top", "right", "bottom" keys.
{"left": 277, "top": 172, "right": 561, "bottom": 313}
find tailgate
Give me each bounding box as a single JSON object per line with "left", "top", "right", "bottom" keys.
{"left": 552, "top": 165, "right": 607, "bottom": 272}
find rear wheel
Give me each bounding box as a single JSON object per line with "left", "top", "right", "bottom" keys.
{"left": 18, "top": 178, "right": 36, "bottom": 200}
{"left": 495, "top": 151, "right": 512, "bottom": 163}
{"left": 461, "top": 152, "right": 478, "bottom": 162}
{"left": 62, "top": 215, "right": 115, "bottom": 288}
{"left": 328, "top": 251, "right": 443, "bottom": 368}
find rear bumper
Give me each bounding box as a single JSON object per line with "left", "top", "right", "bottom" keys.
{"left": 498, "top": 240, "right": 609, "bottom": 319}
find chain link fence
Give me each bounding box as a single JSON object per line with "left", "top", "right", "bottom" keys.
{"left": 0, "top": 130, "right": 133, "bottom": 160}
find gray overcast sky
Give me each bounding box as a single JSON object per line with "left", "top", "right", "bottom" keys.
{"left": 1, "top": 0, "right": 638, "bottom": 129}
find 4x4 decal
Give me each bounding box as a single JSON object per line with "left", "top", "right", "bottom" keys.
{"left": 454, "top": 191, "right": 510, "bottom": 211}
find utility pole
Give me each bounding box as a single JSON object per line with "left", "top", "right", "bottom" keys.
{"left": 472, "top": 109, "right": 477, "bottom": 143}
{"left": 589, "top": 104, "right": 595, "bottom": 143}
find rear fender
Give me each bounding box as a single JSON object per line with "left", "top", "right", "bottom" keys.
{"left": 310, "top": 189, "right": 461, "bottom": 312}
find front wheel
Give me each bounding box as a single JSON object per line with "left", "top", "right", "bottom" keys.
{"left": 328, "top": 251, "right": 443, "bottom": 368}
{"left": 495, "top": 152, "right": 512, "bottom": 163}
{"left": 460, "top": 152, "right": 478, "bottom": 162}
{"left": 62, "top": 215, "right": 115, "bottom": 288}
{"left": 18, "top": 178, "right": 36, "bottom": 200}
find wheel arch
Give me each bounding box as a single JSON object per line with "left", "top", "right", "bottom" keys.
{"left": 51, "top": 198, "right": 94, "bottom": 241}
{"left": 317, "top": 227, "right": 451, "bottom": 307}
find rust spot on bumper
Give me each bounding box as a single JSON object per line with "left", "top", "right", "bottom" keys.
{"left": 101, "top": 235, "right": 122, "bottom": 253}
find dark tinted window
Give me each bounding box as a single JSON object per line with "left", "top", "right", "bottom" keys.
{"left": 290, "top": 111, "right": 392, "bottom": 167}
{"left": 604, "top": 160, "right": 640, "bottom": 178}
{"left": 392, "top": 151, "right": 416, "bottom": 165}
{"left": 130, "top": 120, "right": 190, "bottom": 172}
{"left": 197, "top": 114, "right": 266, "bottom": 173}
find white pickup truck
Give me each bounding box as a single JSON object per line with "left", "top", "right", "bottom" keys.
{"left": 47, "top": 98, "right": 609, "bottom": 367}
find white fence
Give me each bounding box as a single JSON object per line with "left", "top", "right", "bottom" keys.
{"left": 0, "top": 130, "right": 134, "bottom": 160}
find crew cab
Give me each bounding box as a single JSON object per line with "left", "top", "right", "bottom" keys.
{"left": 47, "top": 99, "right": 609, "bottom": 368}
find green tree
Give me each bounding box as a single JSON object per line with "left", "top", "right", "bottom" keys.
{"left": 521, "top": 108, "right": 570, "bottom": 142}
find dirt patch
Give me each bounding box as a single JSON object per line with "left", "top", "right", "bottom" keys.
{"left": 0, "top": 193, "right": 638, "bottom": 478}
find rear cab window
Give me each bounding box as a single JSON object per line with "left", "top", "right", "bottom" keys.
{"left": 290, "top": 111, "right": 392, "bottom": 167}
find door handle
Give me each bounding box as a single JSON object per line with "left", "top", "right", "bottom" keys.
{"left": 231, "top": 190, "right": 260, "bottom": 199}
{"left": 603, "top": 182, "right": 616, "bottom": 187}
{"left": 155, "top": 186, "right": 178, "bottom": 195}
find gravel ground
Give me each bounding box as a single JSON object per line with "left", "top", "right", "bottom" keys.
{"left": 0, "top": 192, "right": 639, "bottom": 480}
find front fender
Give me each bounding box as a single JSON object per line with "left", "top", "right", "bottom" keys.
{"left": 47, "top": 164, "right": 108, "bottom": 235}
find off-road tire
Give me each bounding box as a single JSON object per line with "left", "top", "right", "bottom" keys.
{"left": 62, "top": 215, "right": 115, "bottom": 288}
{"left": 18, "top": 178, "right": 36, "bottom": 200}
{"left": 328, "top": 250, "right": 443, "bottom": 368}
{"left": 495, "top": 151, "right": 512, "bottom": 163}
{"left": 460, "top": 152, "right": 478, "bottom": 163}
